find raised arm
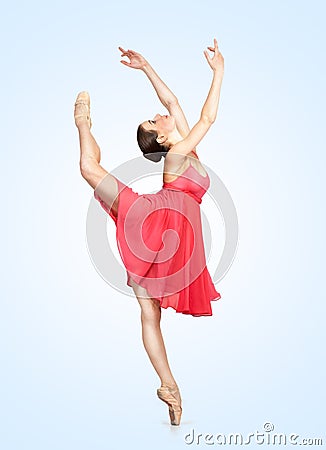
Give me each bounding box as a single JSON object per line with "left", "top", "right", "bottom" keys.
{"left": 169, "top": 38, "right": 224, "bottom": 157}
{"left": 118, "top": 46, "right": 190, "bottom": 138}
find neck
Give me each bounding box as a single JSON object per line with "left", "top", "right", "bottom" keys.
{"left": 167, "top": 129, "right": 184, "bottom": 147}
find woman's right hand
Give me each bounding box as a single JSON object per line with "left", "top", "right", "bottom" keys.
{"left": 203, "top": 38, "right": 224, "bottom": 74}
{"left": 118, "top": 47, "right": 148, "bottom": 70}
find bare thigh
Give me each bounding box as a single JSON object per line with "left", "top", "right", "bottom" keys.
{"left": 128, "top": 276, "right": 161, "bottom": 313}
{"left": 82, "top": 162, "right": 120, "bottom": 215}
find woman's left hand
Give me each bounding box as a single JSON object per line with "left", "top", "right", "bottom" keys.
{"left": 118, "top": 47, "right": 148, "bottom": 69}
{"left": 203, "top": 38, "right": 224, "bottom": 74}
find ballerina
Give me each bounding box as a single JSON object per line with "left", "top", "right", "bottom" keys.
{"left": 74, "top": 38, "right": 224, "bottom": 426}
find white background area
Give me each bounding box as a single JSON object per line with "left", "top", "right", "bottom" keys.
{"left": 1, "top": 0, "right": 325, "bottom": 448}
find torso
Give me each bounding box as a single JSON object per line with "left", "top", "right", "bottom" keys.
{"left": 163, "top": 150, "right": 208, "bottom": 184}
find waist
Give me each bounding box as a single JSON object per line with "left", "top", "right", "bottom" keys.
{"left": 162, "top": 184, "right": 202, "bottom": 204}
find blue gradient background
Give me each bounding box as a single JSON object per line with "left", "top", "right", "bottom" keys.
{"left": 1, "top": 0, "right": 325, "bottom": 448}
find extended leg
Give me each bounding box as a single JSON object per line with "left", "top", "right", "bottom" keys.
{"left": 77, "top": 121, "right": 108, "bottom": 188}
{"left": 75, "top": 91, "right": 108, "bottom": 189}
{"left": 75, "top": 92, "right": 119, "bottom": 213}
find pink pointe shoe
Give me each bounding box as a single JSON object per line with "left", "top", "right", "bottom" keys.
{"left": 74, "top": 91, "right": 92, "bottom": 129}
{"left": 157, "top": 384, "right": 182, "bottom": 426}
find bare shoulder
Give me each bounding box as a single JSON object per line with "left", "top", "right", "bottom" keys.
{"left": 165, "top": 148, "right": 198, "bottom": 169}
{"left": 163, "top": 149, "right": 198, "bottom": 183}
{"left": 164, "top": 151, "right": 186, "bottom": 176}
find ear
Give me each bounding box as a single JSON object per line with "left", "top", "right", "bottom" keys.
{"left": 156, "top": 134, "right": 168, "bottom": 145}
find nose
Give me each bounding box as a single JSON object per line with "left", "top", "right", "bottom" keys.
{"left": 153, "top": 114, "right": 161, "bottom": 121}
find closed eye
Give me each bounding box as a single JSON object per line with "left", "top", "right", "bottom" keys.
{"left": 148, "top": 120, "right": 156, "bottom": 125}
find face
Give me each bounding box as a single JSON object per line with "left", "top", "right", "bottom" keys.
{"left": 141, "top": 113, "right": 176, "bottom": 135}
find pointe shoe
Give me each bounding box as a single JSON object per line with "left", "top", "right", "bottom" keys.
{"left": 157, "top": 384, "right": 182, "bottom": 426}
{"left": 74, "top": 91, "right": 92, "bottom": 128}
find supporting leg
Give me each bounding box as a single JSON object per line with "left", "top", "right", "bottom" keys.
{"left": 129, "top": 277, "right": 178, "bottom": 388}
{"left": 130, "top": 278, "right": 183, "bottom": 425}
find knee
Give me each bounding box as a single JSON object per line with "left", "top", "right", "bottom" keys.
{"left": 80, "top": 158, "right": 97, "bottom": 178}
{"left": 140, "top": 299, "right": 161, "bottom": 323}
{"left": 80, "top": 160, "right": 109, "bottom": 190}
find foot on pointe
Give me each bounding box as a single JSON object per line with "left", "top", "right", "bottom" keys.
{"left": 74, "top": 91, "right": 92, "bottom": 129}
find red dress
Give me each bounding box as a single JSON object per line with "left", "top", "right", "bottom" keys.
{"left": 94, "top": 153, "right": 221, "bottom": 317}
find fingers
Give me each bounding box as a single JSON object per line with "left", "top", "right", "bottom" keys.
{"left": 206, "top": 38, "right": 218, "bottom": 52}
{"left": 118, "top": 46, "right": 134, "bottom": 57}
{"left": 208, "top": 38, "right": 218, "bottom": 49}
{"left": 203, "top": 50, "right": 211, "bottom": 63}
{"left": 205, "top": 38, "right": 220, "bottom": 60}
{"left": 204, "top": 38, "right": 222, "bottom": 68}
{"left": 214, "top": 38, "right": 219, "bottom": 53}
{"left": 120, "top": 60, "right": 131, "bottom": 66}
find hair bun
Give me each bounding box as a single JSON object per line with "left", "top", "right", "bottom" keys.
{"left": 143, "top": 151, "right": 167, "bottom": 163}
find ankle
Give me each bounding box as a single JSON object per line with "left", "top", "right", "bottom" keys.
{"left": 77, "top": 121, "right": 91, "bottom": 132}
{"left": 161, "top": 380, "right": 178, "bottom": 389}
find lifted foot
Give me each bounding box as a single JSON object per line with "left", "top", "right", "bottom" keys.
{"left": 74, "top": 91, "right": 92, "bottom": 129}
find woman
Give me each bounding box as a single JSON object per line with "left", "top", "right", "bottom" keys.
{"left": 74, "top": 38, "right": 224, "bottom": 426}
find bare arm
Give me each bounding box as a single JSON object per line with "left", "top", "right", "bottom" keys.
{"left": 119, "top": 47, "right": 190, "bottom": 137}
{"left": 169, "top": 38, "right": 224, "bottom": 157}
{"left": 142, "top": 63, "right": 191, "bottom": 137}
{"left": 141, "top": 62, "right": 177, "bottom": 107}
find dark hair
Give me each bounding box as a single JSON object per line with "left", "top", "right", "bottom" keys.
{"left": 137, "top": 124, "right": 169, "bottom": 163}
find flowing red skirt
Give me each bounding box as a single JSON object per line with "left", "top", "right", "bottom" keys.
{"left": 94, "top": 176, "right": 221, "bottom": 317}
